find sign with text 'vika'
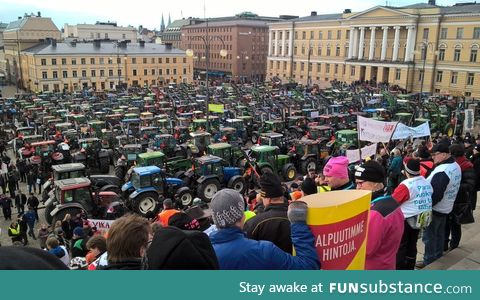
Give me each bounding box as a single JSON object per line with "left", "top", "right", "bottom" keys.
{"left": 302, "top": 190, "right": 372, "bottom": 270}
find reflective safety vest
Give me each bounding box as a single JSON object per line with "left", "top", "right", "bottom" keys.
{"left": 9, "top": 224, "right": 20, "bottom": 236}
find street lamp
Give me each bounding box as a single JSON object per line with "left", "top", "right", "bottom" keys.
{"left": 186, "top": 36, "right": 227, "bottom": 132}
{"left": 414, "top": 41, "right": 436, "bottom": 102}
{"left": 306, "top": 41, "right": 314, "bottom": 87}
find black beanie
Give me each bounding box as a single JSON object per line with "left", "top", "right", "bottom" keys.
{"left": 259, "top": 172, "right": 284, "bottom": 198}
{"left": 404, "top": 159, "right": 420, "bottom": 176}
{"left": 147, "top": 227, "right": 219, "bottom": 270}
{"left": 301, "top": 177, "right": 317, "bottom": 196}
{"left": 354, "top": 161, "right": 385, "bottom": 183}
{"left": 0, "top": 247, "right": 69, "bottom": 270}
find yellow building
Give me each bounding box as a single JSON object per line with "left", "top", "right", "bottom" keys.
{"left": 20, "top": 40, "right": 193, "bottom": 92}
{"left": 267, "top": 2, "right": 480, "bottom": 97}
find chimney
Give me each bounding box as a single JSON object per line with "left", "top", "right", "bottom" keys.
{"left": 118, "top": 41, "right": 127, "bottom": 49}
{"left": 311, "top": 11, "right": 317, "bottom": 16}
{"left": 139, "top": 40, "right": 145, "bottom": 47}
{"left": 165, "top": 43, "right": 172, "bottom": 50}
{"left": 37, "top": 11, "right": 41, "bottom": 17}
{"left": 344, "top": 9, "right": 352, "bottom": 13}
{"left": 51, "top": 39, "right": 57, "bottom": 47}
{"left": 93, "top": 39, "right": 101, "bottom": 48}
{"left": 428, "top": 0, "right": 436, "bottom": 5}
{"left": 70, "top": 39, "right": 77, "bottom": 47}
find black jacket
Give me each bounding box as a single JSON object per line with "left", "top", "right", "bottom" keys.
{"left": 27, "top": 196, "right": 39, "bottom": 208}
{"left": 243, "top": 202, "right": 292, "bottom": 253}
{"left": 101, "top": 259, "right": 143, "bottom": 270}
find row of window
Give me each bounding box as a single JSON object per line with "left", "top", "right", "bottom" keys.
{"left": 41, "top": 68, "right": 187, "bottom": 79}
{"left": 40, "top": 57, "right": 187, "bottom": 66}
{"left": 284, "top": 26, "right": 480, "bottom": 41}
{"left": 436, "top": 48, "right": 477, "bottom": 62}
{"left": 434, "top": 71, "right": 476, "bottom": 85}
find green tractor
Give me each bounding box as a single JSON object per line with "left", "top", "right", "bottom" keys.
{"left": 251, "top": 119, "right": 285, "bottom": 144}
{"left": 249, "top": 145, "right": 297, "bottom": 182}
{"left": 207, "top": 142, "right": 245, "bottom": 167}
{"left": 334, "top": 130, "right": 359, "bottom": 155}
{"left": 258, "top": 132, "right": 290, "bottom": 154}
{"left": 113, "top": 144, "right": 143, "bottom": 181}
{"left": 136, "top": 151, "right": 192, "bottom": 177}
{"left": 289, "top": 139, "right": 329, "bottom": 174}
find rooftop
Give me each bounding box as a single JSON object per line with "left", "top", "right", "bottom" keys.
{"left": 23, "top": 41, "right": 187, "bottom": 56}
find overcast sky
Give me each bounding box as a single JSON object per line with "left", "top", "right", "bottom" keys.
{"left": 0, "top": 0, "right": 462, "bottom": 30}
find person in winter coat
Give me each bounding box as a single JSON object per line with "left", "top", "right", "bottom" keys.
{"left": 0, "top": 194, "right": 12, "bottom": 220}
{"left": 26, "top": 193, "right": 39, "bottom": 221}
{"left": 419, "top": 143, "right": 461, "bottom": 268}
{"left": 38, "top": 224, "right": 50, "bottom": 249}
{"left": 244, "top": 172, "right": 292, "bottom": 253}
{"left": 355, "top": 160, "right": 404, "bottom": 270}
{"left": 71, "top": 227, "right": 89, "bottom": 258}
{"left": 7, "top": 220, "right": 23, "bottom": 244}
{"left": 24, "top": 206, "right": 36, "bottom": 240}
{"left": 445, "top": 144, "right": 476, "bottom": 251}
{"left": 392, "top": 159, "right": 433, "bottom": 270}
{"left": 17, "top": 213, "right": 29, "bottom": 245}
{"left": 470, "top": 144, "right": 480, "bottom": 208}
{"left": 27, "top": 171, "right": 36, "bottom": 194}
{"left": 14, "top": 192, "right": 26, "bottom": 214}
{"left": 321, "top": 156, "right": 356, "bottom": 191}
{"left": 0, "top": 174, "right": 7, "bottom": 194}
{"left": 46, "top": 237, "right": 70, "bottom": 266}
{"left": 209, "top": 189, "right": 320, "bottom": 270}
{"left": 387, "top": 148, "right": 403, "bottom": 193}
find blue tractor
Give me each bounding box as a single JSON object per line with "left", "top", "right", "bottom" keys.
{"left": 121, "top": 166, "right": 194, "bottom": 216}
{"left": 179, "top": 155, "right": 247, "bottom": 202}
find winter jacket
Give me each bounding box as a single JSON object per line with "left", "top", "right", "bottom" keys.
{"left": 101, "top": 259, "right": 143, "bottom": 270}
{"left": 453, "top": 156, "right": 476, "bottom": 215}
{"left": 209, "top": 224, "right": 320, "bottom": 270}
{"left": 243, "top": 203, "right": 292, "bottom": 253}
{"left": 388, "top": 156, "right": 403, "bottom": 177}
{"left": 8, "top": 224, "right": 22, "bottom": 242}
{"left": 366, "top": 191, "right": 404, "bottom": 270}
{"left": 427, "top": 157, "right": 462, "bottom": 215}
{"left": 24, "top": 211, "right": 36, "bottom": 227}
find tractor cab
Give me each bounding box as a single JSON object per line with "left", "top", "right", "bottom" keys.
{"left": 335, "top": 130, "right": 359, "bottom": 151}
{"left": 188, "top": 132, "right": 211, "bottom": 156}
{"left": 259, "top": 132, "right": 288, "bottom": 152}
{"left": 290, "top": 139, "right": 328, "bottom": 174}
{"left": 250, "top": 145, "right": 297, "bottom": 182}
{"left": 137, "top": 151, "right": 166, "bottom": 169}
{"left": 15, "top": 126, "right": 36, "bottom": 138}
{"left": 88, "top": 120, "right": 106, "bottom": 137}
{"left": 174, "top": 126, "right": 190, "bottom": 144}
{"left": 191, "top": 119, "right": 207, "bottom": 132}
{"left": 264, "top": 120, "right": 285, "bottom": 133}
{"left": 308, "top": 125, "right": 333, "bottom": 141}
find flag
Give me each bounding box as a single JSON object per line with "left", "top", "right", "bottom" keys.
{"left": 208, "top": 104, "right": 224, "bottom": 113}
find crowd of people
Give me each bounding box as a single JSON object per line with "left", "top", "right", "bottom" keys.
{"left": 0, "top": 131, "right": 477, "bottom": 270}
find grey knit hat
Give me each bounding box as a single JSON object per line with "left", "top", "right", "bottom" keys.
{"left": 210, "top": 189, "right": 245, "bottom": 228}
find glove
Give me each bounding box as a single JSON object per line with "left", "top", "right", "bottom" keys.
{"left": 287, "top": 201, "right": 308, "bottom": 224}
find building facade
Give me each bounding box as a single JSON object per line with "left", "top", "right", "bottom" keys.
{"left": 182, "top": 13, "right": 287, "bottom": 82}
{"left": 20, "top": 40, "right": 193, "bottom": 92}
{"left": 0, "top": 13, "right": 61, "bottom": 86}
{"left": 267, "top": 2, "right": 480, "bottom": 97}
{"left": 161, "top": 18, "right": 204, "bottom": 50}
{"left": 63, "top": 22, "right": 137, "bottom": 41}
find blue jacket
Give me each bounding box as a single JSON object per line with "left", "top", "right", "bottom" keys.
{"left": 209, "top": 223, "right": 320, "bottom": 270}
{"left": 24, "top": 211, "right": 36, "bottom": 227}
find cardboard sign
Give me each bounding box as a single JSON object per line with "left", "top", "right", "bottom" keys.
{"left": 302, "top": 190, "right": 372, "bottom": 270}
{"left": 87, "top": 219, "right": 115, "bottom": 231}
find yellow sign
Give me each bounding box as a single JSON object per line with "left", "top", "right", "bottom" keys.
{"left": 208, "top": 104, "right": 224, "bottom": 113}
{"left": 302, "top": 190, "right": 372, "bottom": 270}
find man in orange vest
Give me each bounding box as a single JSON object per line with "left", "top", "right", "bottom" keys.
{"left": 157, "top": 199, "right": 180, "bottom": 227}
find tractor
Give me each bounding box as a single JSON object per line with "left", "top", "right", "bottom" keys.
{"left": 72, "top": 138, "right": 111, "bottom": 174}
{"left": 258, "top": 132, "right": 291, "bottom": 154}
{"left": 178, "top": 155, "right": 247, "bottom": 202}
{"left": 152, "top": 134, "right": 185, "bottom": 157}
{"left": 45, "top": 178, "right": 125, "bottom": 225}
{"left": 136, "top": 151, "right": 192, "bottom": 177}
{"left": 249, "top": 145, "right": 297, "bottom": 182}
{"left": 121, "top": 166, "right": 194, "bottom": 214}
{"left": 113, "top": 144, "right": 143, "bottom": 181}
{"left": 207, "top": 142, "right": 246, "bottom": 167}
{"left": 289, "top": 139, "right": 329, "bottom": 174}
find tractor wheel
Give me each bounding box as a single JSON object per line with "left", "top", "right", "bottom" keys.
{"left": 197, "top": 179, "right": 221, "bottom": 202}
{"left": 44, "top": 202, "right": 55, "bottom": 225}
{"left": 282, "top": 163, "right": 297, "bottom": 182}
{"left": 131, "top": 192, "right": 161, "bottom": 217}
{"left": 175, "top": 187, "right": 194, "bottom": 207}
{"left": 114, "top": 165, "right": 125, "bottom": 181}
{"left": 301, "top": 158, "right": 317, "bottom": 175}
{"left": 228, "top": 176, "right": 247, "bottom": 195}
{"left": 99, "top": 158, "right": 110, "bottom": 174}
{"left": 51, "top": 207, "right": 84, "bottom": 227}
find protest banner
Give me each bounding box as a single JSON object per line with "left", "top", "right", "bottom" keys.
{"left": 208, "top": 103, "right": 224, "bottom": 113}
{"left": 346, "top": 149, "right": 360, "bottom": 163}
{"left": 357, "top": 116, "right": 397, "bottom": 143}
{"left": 360, "top": 143, "right": 377, "bottom": 159}
{"left": 392, "top": 122, "right": 431, "bottom": 140}
{"left": 87, "top": 219, "right": 115, "bottom": 231}
{"left": 302, "top": 190, "right": 372, "bottom": 270}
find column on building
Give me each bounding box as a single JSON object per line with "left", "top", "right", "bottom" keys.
{"left": 404, "top": 25, "right": 415, "bottom": 62}
{"left": 368, "top": 26, "right": 376, "bottom": 60}
{"left": 352, "top": 27, "right": 358, "bottom": 58}
{"left": 392, "top": 26, "right": 401, "bottom": 61}
{"left": 358, "top": 27, "right": 365, "bottom": 60}
{"left": 281, "top": 30, "right": 286, "bottom": 56}
{"left": 274, "top": 30, "right": 279, "bottom": 56}
{"left": 268, "top": 29, "right": 273, "bottom": 56}
{"left": 288, "top": 27, "right": 294, "bottom": 56}
{"left": 380, "top": 26, "right": 389, "bottom": 61}
{"left": 348, "top": 27, "right": 355, "bottom": 59}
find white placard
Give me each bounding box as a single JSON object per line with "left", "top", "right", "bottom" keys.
{"left": 87, "top": 219, "right": 115, "bottom": 231}
{"left": 346, "top": 149, "right": 361, "bottom": 163}
{"left": 357, "top": 116, "right": 398, "bottom": 143}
